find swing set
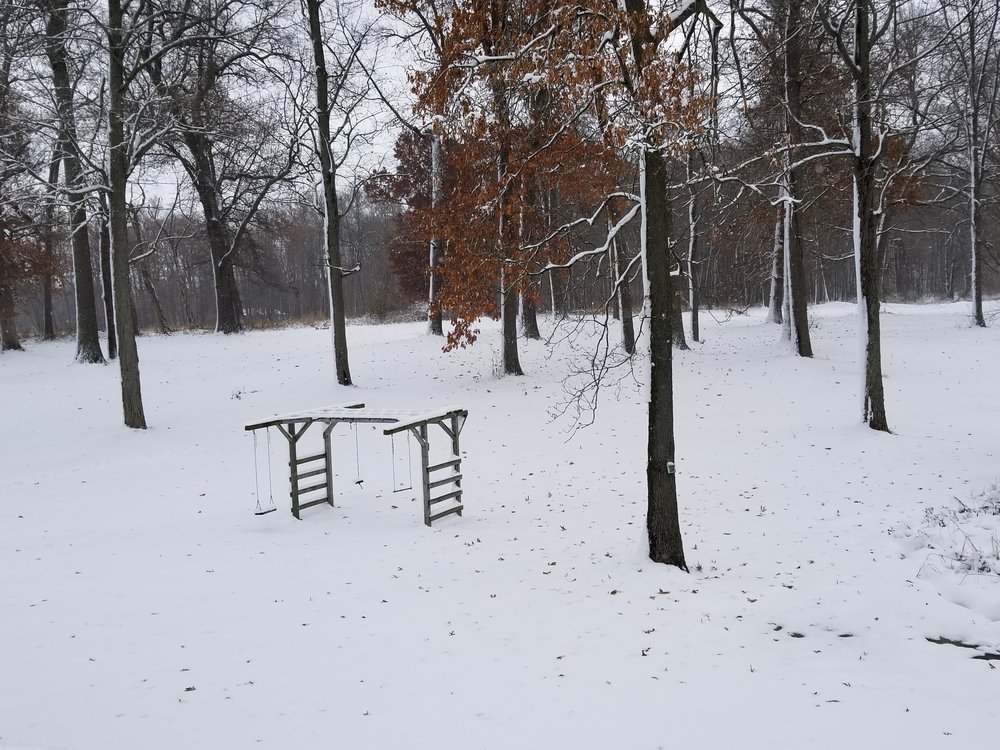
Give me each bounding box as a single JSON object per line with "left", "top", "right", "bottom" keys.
{"left": 245, "top": 403, "right": 468, "bottom": 527}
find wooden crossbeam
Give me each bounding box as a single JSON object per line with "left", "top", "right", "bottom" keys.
{"left": 429, "top": 474, "right": 462, "bottom": 489}
{"left": 428, "top": 458, "right": 461, "bottom": 472}
{"left": 430, "top": 490, "right": 462, "bottom": 504}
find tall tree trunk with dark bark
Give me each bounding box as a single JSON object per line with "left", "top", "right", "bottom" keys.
{"left": 108, "top": 0, "right": 146, "bottom": 428}
{"left": 852, "top": 0, "right": 889, "bottom": 432}
{"left": 493, "top": 76, "right": 523, "bottom": 376}
{"left": 305, "top": 0, "right": 352, "bottom": 385}
{"left": 502, "top": 271, "right": 523, "bottom": 375}
{"left": 622, "top": 0, "right": 690, "bottom": 569}
{"left": 183, "top": 133, "right": 244, "bottom": 334}
{"left": 45, "top": 0, "right": 104, "bottom": 363}
{"left": 643, "top": 148, "right": 686, "bottom": 569}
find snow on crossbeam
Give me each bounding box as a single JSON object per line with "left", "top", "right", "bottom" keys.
{"left": 244, "top": 403, "right": 468, "bottom": 526}
{"left": 244, "top": 404, "right": 467, "bottom": 431}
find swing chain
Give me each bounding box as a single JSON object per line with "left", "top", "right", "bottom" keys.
{"left": 252, "top": 428, "right": 278, "bottom": 516}
{"left": 266, "top": 428, "right": 274, "bottom": 502}
{"left": 252, "top": 430, "right": 262, "bottom": 512}
{"left": 390, "top": 430, "right": 414, "bottom": 493}
{"left": 354, "top": 423, "right": 363, "bottom": 485}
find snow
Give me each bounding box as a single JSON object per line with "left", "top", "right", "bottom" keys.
{"left": 252, "top": 404, "right": 464, "bottom": 429}
{"left": 1, "top": 301, "right": 999, "bottom": 749}
{"left": 893, "top": 484, "right": 1000, "bottom": 622}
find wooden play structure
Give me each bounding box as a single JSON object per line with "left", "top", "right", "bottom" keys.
{"left": 245, "top": 403, "right": 468, "bottom": 526}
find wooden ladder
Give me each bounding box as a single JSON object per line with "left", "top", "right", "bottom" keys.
{"left": 413, "top": 416, "right": 465, "bottom": 526}
{"left": 287, "top": 422, "right": 335, "bottom": 519}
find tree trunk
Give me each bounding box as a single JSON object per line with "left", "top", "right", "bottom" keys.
{"left": 783, "top": 0, "right": 812, "bottom": 357}
{"left": 502, "top": 272, "right": 523, "bottom": 375}
{"left": 41, "top": 149, "right": 60, "bottom": 340}
{"left": 969, "top": 130, "right": 986, "bottom": 327}
{"left": 305, "top": 0, "right": 352, "bottom": 385}
{"left": 98, "top": 208, "right": 116, "bottom": 358}
{"left": 672, "top": 275, "right": 689, "bottom": 350}
{"left": 183, "top": 132, "right": 244, "bottom": 334}
{"left": 609, "top": 242, "right": 621, "bottom": 321}
{"left": 108, "top": 0, "right": 146, "bottom": 428}
{"left": 642, "top": 148, "right": 686, "bottom": 569}
{"left": 493, "top": 77, "right": 522, "bottom": 376}
{"left": 686, "top": 180, "right": 700, "bottom": 343}
{"left": 617, "top": 236, "right": 636, "bottom": 354}
{"left": 766, "top": 208, "right": 784, "bottom": 323}
{"left": 853, "top": 1, "right": 889, "bottom": 432}
{"left": 0, "top": 285, "right": 23, "bottom": 351}
{"left": 521, "top": 291, "right": 541, "bottom": 339}
{"left": 45, "top": 0, "right": 104, "bottom": 363}
{"left": 213, "top": 252, "right": 243, "bottom": 334}
{"left": 963, "top": 6, "right": 988, "bottom": 327}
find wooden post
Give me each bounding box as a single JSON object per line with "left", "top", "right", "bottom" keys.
{"left": 449, "top": 414, "right": 461, "bottom": 456}
{"left": 323, "top": 423, "right": 336, "bottom": 507}
{"left": 286, "top": 421, "right": 300, "bottom": 519}
{"left": 450, "top": 414, "right": 463, "bottom": 516}
{"left": 416, "top": 424, "right": 431, "bottom": 526}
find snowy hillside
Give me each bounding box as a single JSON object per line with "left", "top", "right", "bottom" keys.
{"left": 1, "top": 302, "right": 998, "bottom": 749}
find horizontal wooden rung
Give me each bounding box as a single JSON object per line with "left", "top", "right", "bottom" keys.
{"left": 428, "top": 505, "right": 463, "bottom": 524}
{"left": 297, "top": 481, "right": 328, "bottom": 495}
{"left": 428, "top": 458, "right": 461, "bottom": 472}
{"left": 293, "top": 453, "right": 326, "bottom": 465}
{"left": 428, "top": 474, "right": 462, "bottom": 490}
{"left": 430, "top": 490, "right": 462, "bottom": 504}
{"left": 299, "top": 496, "right": 331, "bottom": 510}
{"left": 296, "top": 467, "right": 327, "bottom": 480}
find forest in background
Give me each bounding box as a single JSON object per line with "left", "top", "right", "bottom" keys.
{"left": 2, "top": 0, "right": 997, "bottom": 345}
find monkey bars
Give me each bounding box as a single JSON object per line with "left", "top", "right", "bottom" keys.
{"left": 245, "top": 403, "right": 468, "bottom": 526}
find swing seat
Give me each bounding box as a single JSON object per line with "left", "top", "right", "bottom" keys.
{"left": 254, "top": 507, "right": 277, "bottom": 516}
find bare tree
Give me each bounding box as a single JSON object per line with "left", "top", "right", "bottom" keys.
{"left": 107, "top": 0, "right": 147, "bottom": 427}
{"left": 151, "top": 1, "right": 299, "bottom": 335}
{"left": 302, "top": 0, "right": 379, "bottom": 385}
{"left": 941, "top": 0, "right": 1000, "bottom": 327}
{"left": 41, "top": 0, "right": 105, "bottom": 363}
{"left": 819, "top": 0, "right": 898, "bottom": 431}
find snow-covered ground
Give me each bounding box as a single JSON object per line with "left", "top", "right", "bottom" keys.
{"left": 1, "top": 301, "right": 998, "bottom": 749}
